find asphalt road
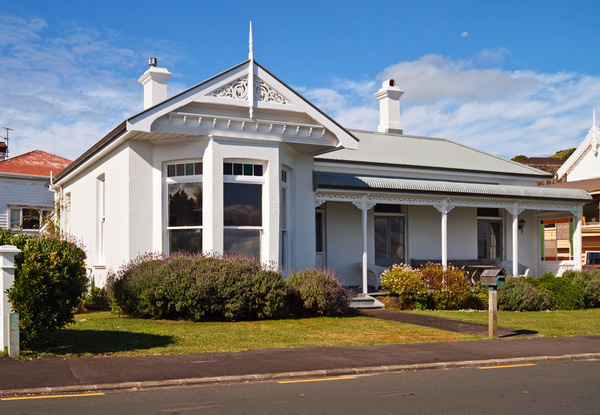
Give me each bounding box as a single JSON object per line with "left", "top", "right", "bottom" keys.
{"left": 2, "top": 359, "right": 599, "bottom": 414}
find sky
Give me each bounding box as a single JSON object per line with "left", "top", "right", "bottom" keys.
{"left": 1, "top": 0, "right": 599, "bottom": 161}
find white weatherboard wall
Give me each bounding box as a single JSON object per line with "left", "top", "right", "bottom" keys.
{"left": 566, "top": 150, "right": 600, "bottom": 182}
{"left": 0, "top": 175, "right": 54, "bottom": 229}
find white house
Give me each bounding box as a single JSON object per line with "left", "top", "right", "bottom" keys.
{"left": 0, "top": 149, "right": 71, "bottom": 233}
{"left": 52, "top": 52, "right": 591, "bottom": 289}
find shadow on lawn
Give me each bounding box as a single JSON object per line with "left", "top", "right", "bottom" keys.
{"left": 34, "top": 330, "right": 174, "bottom": 355}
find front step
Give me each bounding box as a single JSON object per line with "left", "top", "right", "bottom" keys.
{"left": 349, "top": 294, "right": 385, "bottom": 309}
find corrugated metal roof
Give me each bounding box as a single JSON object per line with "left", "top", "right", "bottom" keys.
{"left": 0, "top": 150, "right": 71, "bottom": 177}
{"left": 316, "top": 130, "right": 550, "bottom": 178}
{"left": 314, "top": 171, "right": 591, "bottom": 202}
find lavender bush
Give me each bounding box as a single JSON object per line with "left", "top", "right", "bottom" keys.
{"left": 287, "top": 268, "right": 351, "bottom": 317}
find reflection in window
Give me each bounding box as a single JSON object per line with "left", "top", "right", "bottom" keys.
{"left": 374, "top": 205, "right": 405, "bottom": 267}
{"left": 9, "top": 207, "right": 51, "bottom": 230}
{"left": 168, "top": 181, "right": 202, "bottom": 253}
{"left": 223, "top": 182, "right": 262, "bottom": 259}
{"left": 541, "top": 218, "right": 573, "bottom": 261}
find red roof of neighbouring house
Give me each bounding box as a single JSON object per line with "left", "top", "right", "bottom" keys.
{"left": 0, "top": 150, "right": 72, "bottom": 177}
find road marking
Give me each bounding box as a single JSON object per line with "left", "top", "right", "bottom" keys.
{"left": 1, "top": 392, "right": 105, "bottom": 401}
{"left": 278, "top": 376, "right": 357, "bottom": 384}
{"left": 478, "top": 363, "right": 536, "bottom": 370}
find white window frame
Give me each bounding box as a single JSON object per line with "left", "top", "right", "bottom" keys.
{"left": 96, "top": 174, "right": 105, "bottom": 265}
{"left": 165, "top": 160, "right": 203, "bottom": 254}
{"left": 280, "top": 168, "right": 290, "bottom": 269}
{"left": 223, "top": 159, "right": 266, "bottom": 259}
{"left": 8, "top": 206, "right": 51, "bottom": 232}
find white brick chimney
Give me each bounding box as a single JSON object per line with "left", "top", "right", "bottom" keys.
{"left": 138, "top": 58, "right": 172, "bottom": 110}
{"left": 374, "top": 79, "right": 404, "bottom": 134}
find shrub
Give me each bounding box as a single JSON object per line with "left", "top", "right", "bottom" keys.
{"left": 83, "top": 282, "right": 110, "bottom": 310}
{"left": 533, "top": 273, "right": 585, "bottom": 310}
{"left": 462, "top": 283, "right": 488, "bottom": 310}
{"left": 563, "top": 270, "right": 600, "bottom": 308}
{"left": 287, "top": 268, "right": 351, "bottom": 317}
{"left": 380, "top": 264, "right": 428, "bottom": 309}
{"left": 420, "top": 263, "right": 471, "bottom": 310}
{"left": 0, "top": 229, "right": 88, "bottom": 347}
{"left": 107, "top": 252, "right": 288, "bottom": 321}
{"left": 498, "top": 276, "right": 552, "bottom": 311}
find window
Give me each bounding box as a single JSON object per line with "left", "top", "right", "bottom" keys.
{"left": 96, "top": 174, "right": 105, "bottom": 263}
{"left": 477, "top": 208, "right": 503, "bottom": 261}
{"left": 166, "top": 162, "right": 203, "bottom": 253}
{"left": 280, "top": 169, "right": 290, "bottom": 267}
{"left": 223, "top": 161, "right": 264, "bottom": 259}
{"left": 9, "top": 207, "right": 51, "bottom": 231}
{"left": 374, "top": 204, "right": 406, "bottom": 267}
{"left": 541, "top": 218, "right": 573, "bottom": 261}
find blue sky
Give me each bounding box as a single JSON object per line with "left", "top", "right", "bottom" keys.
{"left": 1, "top": 0, "right": 599, "bottom": 160}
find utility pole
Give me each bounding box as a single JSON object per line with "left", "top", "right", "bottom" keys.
{"left": 1, "top": 127, "right": 14, "bottom": 159}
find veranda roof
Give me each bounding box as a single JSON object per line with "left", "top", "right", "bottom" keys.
{"left": 314, "top": 171, "right": 591, "bottom": 202}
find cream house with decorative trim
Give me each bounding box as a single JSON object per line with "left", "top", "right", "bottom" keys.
{"left": 52, "top": 47, "right": 591, "bottom": 290}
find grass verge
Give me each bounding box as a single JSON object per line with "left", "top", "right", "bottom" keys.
{"left": 26, "top": 311, "right": 479, "bottom": 357}
{"left": 409, "top": 309, "right": 600, "bottom": 337}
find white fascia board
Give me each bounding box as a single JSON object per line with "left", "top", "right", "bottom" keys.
{"left": 0, "top": 172, "right": 49, "bottom": 180}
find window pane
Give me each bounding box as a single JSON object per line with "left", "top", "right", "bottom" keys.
{"left": 224, "top": 183, "right": 262, "bottom": 226}
{"left": 185, "top": 163, "right": 194, "bottom": 176}
{"left": 315, "top": 211, "right": 323, "bottom": 253}
{"left": 233, "top": 163, "right": 243, "bottom": 175}
{"left": 375, "top": 216, "right": 405, "bottom": 267}
{"left": 224, "top": 229, "right": 260, "bottom": 259}
{"left": 167, "top": 165, "right": 176, "bottom": 177}
{"left": 374, "top": 204, "right": 402, "bottom": 213}
{"left": 168, "top": 183, "right": 202, "bottom": 226}
{"left": 176, "top": 164, "right": 184, "bottom": 176}
{"left": 243, "top": 164, "right": 253, "bottom": 176}
{"left": 9, "top": 209, "right": 20, "bottom": 228}
{"left": 22, "top": 208, "right": 40, "bottom": 229}
{"left": 477, "top": 208, "right": 499, "bottom": 217}
{"left": 170, "top": 229, "right": 202, "bottom": 253}
{"left": 194, "top": 162, "right": 203, "bottom": 175}
{"left": 223, "top": 163, "right": 233, "bottom": 175}
{"left": 254, "top": 164, "right": 263, "bottom": 176}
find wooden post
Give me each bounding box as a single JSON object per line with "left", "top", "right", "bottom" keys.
{"left": 488, "top": 286, "right": 498, "bottom": 338}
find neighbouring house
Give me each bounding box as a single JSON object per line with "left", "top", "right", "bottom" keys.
{"left": 0, "top": 148, "right": 71, "bottom": 233}
{"left": 51, "top": 52, "right": 591, "bottom": 290}
{"left": 550, "top": 119, "right": 600, "bottom": 263}
{"left": 515, "top": 157, "right": 567, "bottom": 185}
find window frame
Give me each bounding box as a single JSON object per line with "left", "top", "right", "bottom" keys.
{"left": 540, "top": 217, "right": 574, "bottom": 262}
{"left": 373, "top": 204, "right": 407, "bottom": 267}
{"left": 223, "top": 160, "right": 266, "bottom": 260}
{"left": 165, "top": 160, "right": 203, "bottom": 254}
{"left": 8, "top": 206, "right": 51, "bottom": 231}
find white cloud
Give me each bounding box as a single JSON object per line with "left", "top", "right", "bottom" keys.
{"left": 0, "top": 13, "right": 182, "bottom": 160}
{"left": 306, "top": 54, "right": 600, "bottom": 159}
{"left": 461, "top": 32, "right": 468, "bottom": 38}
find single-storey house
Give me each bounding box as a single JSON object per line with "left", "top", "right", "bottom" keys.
{"left": 51, "top": 51, "right": 591, "bottom": 290}
{"left": 0, "top": 149, "right": 71, "bottom": 233}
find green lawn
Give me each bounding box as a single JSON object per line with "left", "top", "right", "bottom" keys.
{"left": 30, "top": 311, "right": 479, "bottom": 357}
{"left": 409, "top": 309, "right": 600, "bottom": 337}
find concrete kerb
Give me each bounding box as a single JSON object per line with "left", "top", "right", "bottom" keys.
{"left": 2, "top": 353, "right": 599, "bottom": 398}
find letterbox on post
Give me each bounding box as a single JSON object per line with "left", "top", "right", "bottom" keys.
{"left": 480, "top": 267, "right": 507, "bottom": 338}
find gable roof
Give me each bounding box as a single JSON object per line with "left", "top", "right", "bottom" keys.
{"left": 316, "top": 130, "right": 551, "bottom": 178}
{"left": 0, "top": 150, "right": 71, "bottom": 177}
{"left": 557, "top": 124, "right": 600, "bottom": 180}
{"left": 56, "top": 59, "right": 359, "bottom": 184}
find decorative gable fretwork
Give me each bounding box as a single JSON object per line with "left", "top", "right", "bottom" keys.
{"left": 167, "top": 111, "right": 326, "bottom": 138}
{"left": 208, "top": 75, "right": 291, "bottom": 105}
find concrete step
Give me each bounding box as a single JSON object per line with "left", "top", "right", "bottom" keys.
{"left": 349, "top": 294, "right": 385, "bottom": 309}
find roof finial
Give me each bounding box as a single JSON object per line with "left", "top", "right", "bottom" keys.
{"left": 249, "top": 21, "right": 254, "bottom": 61}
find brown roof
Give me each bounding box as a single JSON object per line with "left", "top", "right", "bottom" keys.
{"left": 0, "top": 150, "right": 72, "bottom": 177}
{"left": 547, "top": 177, "right": 600, "bottom": 194}
{"left": 522, "top": 157, "right": 565, "bottom": 166}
